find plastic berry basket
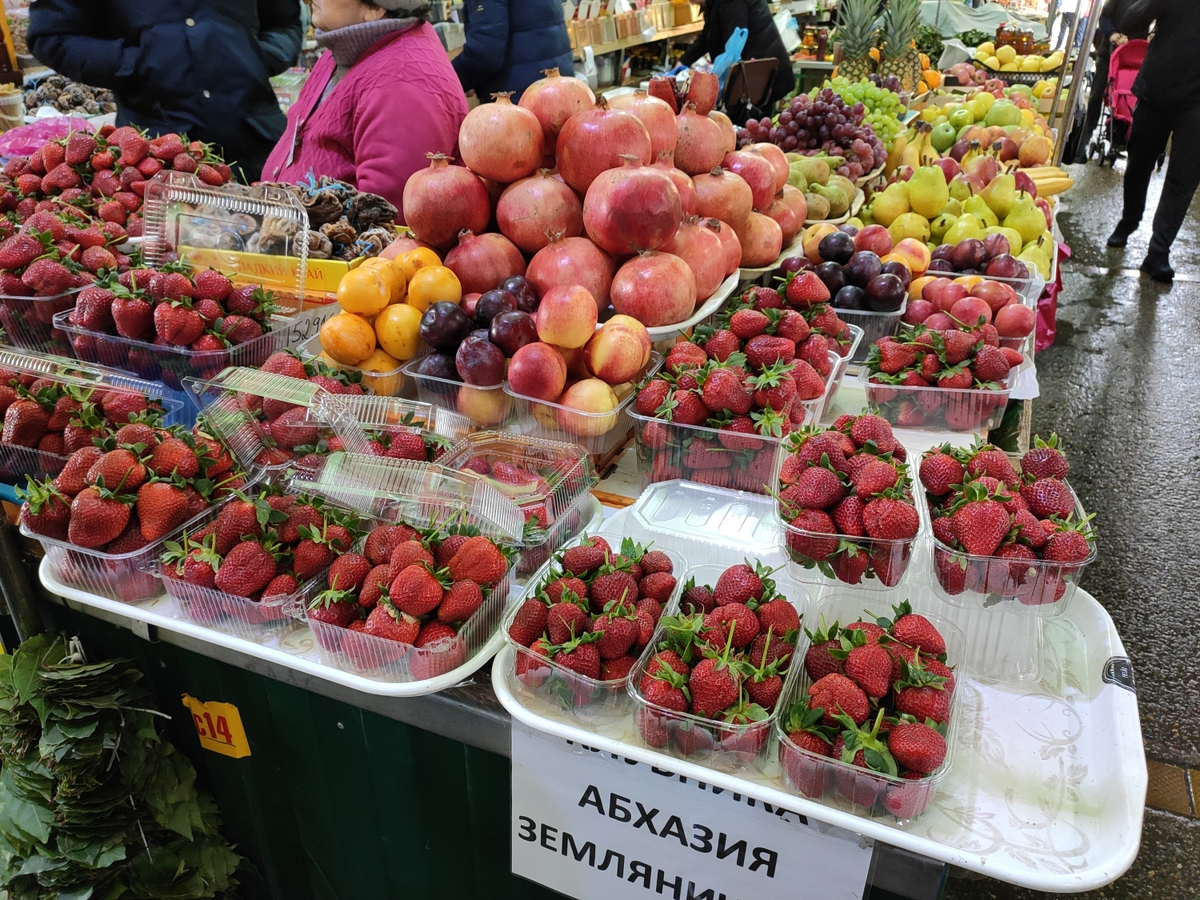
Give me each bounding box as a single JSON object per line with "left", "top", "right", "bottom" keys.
{"left": 627, "top": 562, "right": 807, "bottom": 774}
{"left": 831, "top": 306, "right": 904, "bottom": 364}
{"left": 503, "top": 352, "right": 664, "bottom": 463}
{"left": 402, "top": 359, "right": 517, "bottom": 432}
{"left": 773, "top": 593, "right": 964, "bottom": 823}
{"left": 926, "top": 478, "right": 1095, "bottom": 618}
{"left": 296, "top": 333, "right": 411, "bottom": 398}
{"left": 437, "top": 432, "right": 599, "bottom": 575}
{"left": 858, "top": 364, "right": 1018, "bottom": 432}
{"left": 0, "top": 286, "right": 83, "bottom": 355}
{"left": 818, "top": 324, "right": 863, "bottom": 422}
{"left": 500, "top": 535, "right": 688, "bottom": 727}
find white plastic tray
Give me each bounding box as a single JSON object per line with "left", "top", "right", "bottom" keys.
{"left": 40, "top": 494, "right": 604, "bottom": 699}
{"left": 494, "top": 486, "right": 1145, "bottom": 893}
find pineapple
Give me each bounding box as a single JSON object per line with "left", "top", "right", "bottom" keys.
{"left": 834, "top": 0, "right": 878, "bottom": 82}
{"left": 879, "top": 0, "right": 923, "bottom": 93}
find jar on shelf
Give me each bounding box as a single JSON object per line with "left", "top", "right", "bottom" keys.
{"left": 1016, "top": 29, "right": 1035, "bottom": 55}
{"left": 996, "top": 22, "right": 1017, "bottom": 48}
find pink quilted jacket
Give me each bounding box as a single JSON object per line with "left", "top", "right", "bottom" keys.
{"left": 263, "top": 23, "right": 467, "bottom": 223}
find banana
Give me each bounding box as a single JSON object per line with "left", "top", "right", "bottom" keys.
{"left": 899, "top": 130, "right": 923, "bottom": 170}
{"left": 1033, "top": 176, "right": 1074, "bottom": 196}
{"left": 885, "top": 129, "right": 911, "bottom": 177}
{"left": 916, "top": 122, "right": 939, "bottom": 167}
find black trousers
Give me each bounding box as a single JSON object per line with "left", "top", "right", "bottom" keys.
{"left": 1119, "top": 98, "right": 1200, "bottom": 264}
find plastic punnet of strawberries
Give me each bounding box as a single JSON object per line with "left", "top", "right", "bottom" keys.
{"left": 18, "top": 413, "right": 253, "bottom": 602}
{"left": 920, "top": 434, "right": 1095, "bottom": 609}
{"left": 863, "top": 322, "right": 1025, "bottom": 430}
{"left": 630, "top": 560, "right": 802, "bottom": 768}
{"left": 161, "top": 486, "right": 363, "bottom": 629}
{"left": 304, "top": 517, "right": 515, "bottom": 680}
{"left": 776, "top": 413, "right": 920, "bottom": 587}
{"left": 778, "top": 602, "right": 955, "bottom": 820}
{"left": 506, "top": 535, "right": 679, "bottom": 715}
{"left": 631, "top": 277, "right": 854, "bottom": 494}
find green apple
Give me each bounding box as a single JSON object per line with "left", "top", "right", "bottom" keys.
{"left": 948, "top": 107, "right": 974, "bottom": 131}
{"left": 930, "top": 122, "right": 958, "bottom": 152}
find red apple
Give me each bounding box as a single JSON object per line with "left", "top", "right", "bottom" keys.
{"left": 508, "top": 341, "right": 567, "bottom": 401}
{"left": 535, "top": 285, "right": 598, "bottom": 349}
{"left": 995, "top": 302, "right": 1036, "bottom": 337}
{"left": 933, "top": 158, "right": 960, "bottom": 183}
{"left": 853, "top": 224, "right": 894, "bottom": 258}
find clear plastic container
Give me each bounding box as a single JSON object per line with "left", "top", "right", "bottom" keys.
{"left": 926, "top": 477, "right": 1095, "bottom": 617}
{"left": 402, "top": 359, "right": 517, "bottom": 431}
{"left": 817, "top": 326, "right": 862, "bottom": 422}
{"left": 501, "top": 537, "right": 688, "bottom": 727}
{"left": 778, "top": 510, "right": 921, "bottom": 593}
{"left": 834, "top": 305, "right": 904, "bottom": 364}
{"left": 627, "top": 562, "right": 807, "bottom": 773}
{"left": 629, "top": 350, "right": 838, "bottom": 494}
{"left": 141, "top": 170, "right": 309, "bottom": 310}
{"left": 436, "top": 432, "right": 599, "bottom": 574}
{"left": 296, "top": 332, "right": 411, "bottom": 398}
{"left": 774, "top": 593, "right": 963, "bottom": 822}
{"left": 503, "top": 352, "right": 664, "bottom": 462}
{"left": 858, "top": 364, "right": 1017, "bottom": 432}
{"left": 0, "top": 287, "right": 82, "bottom": 354}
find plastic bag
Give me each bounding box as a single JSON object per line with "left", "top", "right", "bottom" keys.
{"left": 712, "top": 27, "right": 748, "bottom": 95}
{"left": 775, "top": 10, "right": 801, "bottom": 53}
{"left": 0, "top": 116, "right": 93, "bottom": 160}
{"left": 937, "top": 38, "right": 973, "bottom": 71}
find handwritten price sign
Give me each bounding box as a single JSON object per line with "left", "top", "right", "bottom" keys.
{"left": 285, "top": 304, "right": 339, "bottom": 349}
{"left": 181, "top": 694, "right": 252, "bottom": 759}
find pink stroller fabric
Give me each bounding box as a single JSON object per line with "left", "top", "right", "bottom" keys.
{"left": 1106, "top": 39, "right": 1149, "bottom": 128}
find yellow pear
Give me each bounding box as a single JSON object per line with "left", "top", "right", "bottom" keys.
{"left": 1003, "top": 192, "right": 1047, "bottom": 244}
{"left": 943, "top": 214, "right": 984, "bottom": 244}
{"left": 963, "top": 195, "right": 1000, "bottom": 229}
{"left": 984, "top": 224, "right": 1024, "bottom": 256}
{"left": 870, "top": 181, "right": 910, "bottom": 228}
{"left": 888, "top": 212, "right": 932, "bottom": 245}
{"left": 908, "top": 166, "right": 951, "bottom": 219}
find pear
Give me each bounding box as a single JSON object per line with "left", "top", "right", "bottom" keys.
{"left": 984, "top": 224, "right": 1024, "bottom": 256}
{"left": 948, "top": 175, "right": 975, "bottom": 203}
{"left": 940, "top": 198, "right": 964, "bottom": 217}
{"left": 813, "top": 183, "right": 849, "bottom": 218}
{"left": 1003, "top": 191, "right": 1047, "bottom": 244}
{"left": 943, "top": 214, "right": 984, "bottom": 244}
{"left": 791, "top": 156, "right": 831, "bottom": 187}
{"left": 827, "top": 174, "right": 857, "bottom": 202}
{"left": 888, "top": 212, "right": 932, "bottom": 245}
{"left": 931, "top": 213, "right": 958, "bottom": 241}
{"left": 979, "top": 172, "right": 1016, "bottom": 218}
{"left": 963, "top": 195, "right": 1000, "bottom": 229}
{"left": 870, "top": 181, "right": 910, "bottom": 227}
{"left": 859, "top": 208, "right": 876, "bottom": 226}
{"left": 1019, "top": 244, "right": 1051, "bottom": 278}
{"left": 908, "top": 166, "right": 951, "bottom": 219}
{"left": 805, "top": 192, "right": 831, "bottom": 220}
{"left": 787, "top": 163, "right": 809, "bottom": 192}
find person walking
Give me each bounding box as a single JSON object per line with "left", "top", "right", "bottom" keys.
{"left": 453, "top": 0, "right": 573, "bottom": 102}
{"left": 27, "top": 0, "right": 302, "bottom": 182}
{"left": 680, "top": 0, "right": 794, "bottom": 109}
{"left": 1072, "top": 0, "right": 1147, "bottom": 163}
{"left": 264, "top": 0, "right": 467, "bottom": 221}
{"left": 1106, "top": 0, "right": 1200, "bottom": 283}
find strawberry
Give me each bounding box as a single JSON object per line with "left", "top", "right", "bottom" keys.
{"left": 261, "top": 351, "right": 308, "bottom": 380}
{"left": 888, "top": 602, "right": 946, "bottom": 656}
{"left": 294, "top": 537, "right": 335, "bottom": 580}
{"left": 364, "top": 598, "right": 421, "bottom": 643}
{"left": 789, "top": 465, "right": 845, "bottom": 511}
{"left": 877, "top": 340, "right": 917, "bottom": 374}
{"left": 888, "top": 721, "right": 946, "bottom": 774}
{"left": 2, "top": 399, "right": 49, "bottom": 447}
{"left": 919, "top": 446, "right": 964, "bottom": 496}
{"left": 309, "top": 588, "right": 361, "bottom": 630}
{"left": 703, "top": 328, "right": 741, "bottom": 362}
{"left": 638, "top": 571, "right": 676, "bottom": 602}
{"left": 263, "top": 573, "right": 299, "bottom": 599}
{"left": 784, "top": 271, "right": 830, "bottom": 307}
{"left": 165, "top": 535, "right": 220, "bottom": 588}
{"left": 507, "top": 597, "right": 549, "bottom": 646}
{"left": 430, "top": 533, "right": 469, "bottom": 569}
{"left": 701, "top": 366, "right": 751, "bottom": 414}
{"left": 807, "top": 672, "right": 869, "bottom": 726}
{"left": 387, "top": 540, "right": 435, "bottom": 579}
{"left": 755, "top": 597, "right": 798, "bottom": 638}
{"left": 357, "top": 566, "right": 392, "bottom": 608}
{"left": 71, "top": 286, "right": 115, "bottom": 331}
{"left": 639, "top": 549, "right": 673, "bottom": 576}
{"left": 729, "top": 308, "right": 769, "bottom": 339}
{"left": 390, "top": 564, "right": 444, "bottom": 616}
{"left": 560, "top": 540, "right": 606, "bottom": 576}
{"left": 743, "top": 334, "right": 795, "bottom": 369}
{"left": 111, "top": 294, "right": 154, "bottom": 340}
{"left": 1042, "top": 524, "right": 1092, "bottom": 564}
{"left": 893, "top": 659, "right": 951, "bottom": 724}
{"left": 679, "top": 578, "right": 715, "bottom": 614}
{"left": 21, "top": 258, "right": 74, "bottom": 295}
{"left": 447, "top": 535, "right": 507, "bottom": 586}
{"left": 150, "top": 133, "right": 186, "bottom": 162}
{"left": 213, "top": 499, "right": 265, "bottom": 554}
{"left": 939, "top": 329, "right": 979, "bottom": 365}
{"left": 80, "top": 245, "right": 117, "bottom": 273}
{"left": 972, "top": 344, "right": 1012, "bottom": 382}
{"left": 438, "top": 579, "right": 484, "bottom": 624}
{"left": 148, "top": 437, "right": 199, "bottom": 479}
{"left": 154, "top": 303, "right": 205, "bottom": 346}
{"left": 592, "top": 604, "right": 639, "bottom": 659}
{"left": 197, "top": 164, "right": 224, "bottom": 186}
{"left": 853, "top": 458, "right": 898, "bottom": 498}
{"left": 803, "top": 618, "right": 844, "bottom": 681}
{"left": 328, "top": 553, "right": 372, "bottom": 592}
{"left": 844, "top": 641, "right": 893, "bottom": 698}
{"left": 97, "top": 200, "right": 127, "bottom": 224}
{"left": 1021, "top": 477, "right": 1075, "bottom": 519}
{"left": 688, "top": 655, "right": 741, "bottom": 718}
{"left": 1021, "top": 433, "right": 1068, "bottom": 480}
{"left": 136, "top": 480, "right": 189, "bottom": 541}
{"left": 587, "top": 570, "right": 638, "bottom": 613}
{"left": 635, "top": 378, "right": 671, "bottom": 416}
{"left": 550, "top": 633, "right": 602, "bottom": 680}
{"left": 86, "top": 448, "right": 146, "bottom": 491}
{"left": 862, "top": 497, "right": 919, "bottom": 540}
{"left": 663, "top": 389, "right": 708, "bottom": 425}
{"left": 172, "top": 153, "right": 199, "bottom": 174}
{"left": 785, "top": 509, "right": 838, "bottom": 560}
{"left": 714, "top": 561, "right": 770, "bottom": 605}
{"left": 17, "top": 477, "right": 72, "bottom": 539}
{"left": 950, "top": 485, "right": 1010, "bottom": 557}
{"left": 41, "top": 163, "right": 83, "bottom": 193}
{"left": 53, "top": 446, "right": 104, "bottom": 496}
{"left": 640, "top": 667, "right": 689, "bottom": 711}
{"left": 701, "top": 603, "right": 760, "bottom": 649}
{"left": 119, "top": 133, "right": 150, "bottom": 166}
{"left": 68, "top": 484, "right": 132, "bottom": 548}
{"left": 782, "top": 704, "right": 835, "bottom": 795}
{"left": 797, "top": 333, "right": 832, "bottom": 377}
{"left": 221, "top": 314, "right": 265, "bottom": 344}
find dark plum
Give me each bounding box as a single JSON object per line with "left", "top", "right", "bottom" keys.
{"left": 500, "top": 275, "right": 539, "bottom": 314}
{"left": 475, "top": 289, "right": 517, "bottom": 328}
{"left": 879, "top": 260, "right": 911, "bottom": 290}
{"left": 455, "top": 334, "right": 506, "bottom": 385}
{"left": 780, "top": 255, "right": 811, "bottom": 274}
{"left": 838, "top": 224, "right": 859, "bottom": 237}
{"left": 843, "top": 250, "right": 882, "bottom": 288}
{"left": 951, "top": 238, "right": 986, "bottom": 271}
{"left": 814, "top": 261, "right": 846, "bottom": 294}
{"left": 419, "top": 301, "right": 472, "bottom": 351}
{"left": 865, "top": 273, "right": 905, "bottom": 312}
{"left": 832, "top": 285, "right": 868, "bottom": 310}
{"left": 982, "top": 232, "right": 1011, "bottom": 261}
{"left": 416, "top": 353, "right": 460, "bottom": 392}
{"left": 930, "top": 244, "right": 956, "bottom": 262}
{"left": 927, "top": 258, "right": 955, "bottom": 273}
{"left": 984, "top": 254, "right": 1028, "bottom": 281}
{"left": 489, "top": 310, "right": 538, "bottom": 357}
{"left": 818, "top": 231, "right": 855, "bottom": 265}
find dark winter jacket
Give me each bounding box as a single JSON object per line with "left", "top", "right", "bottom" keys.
{"left": 28, "top": 0, "right": 302, "bottom": 180}
{"left": 453, "top": 0, "right": 573, "bottom": 101}
{"left": 680, "top": 0, "right": 794, "bottom": 107}
{"left": 1122, "top": 0, "right": 1200, "bottom": 109}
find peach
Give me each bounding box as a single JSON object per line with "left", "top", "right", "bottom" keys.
{"left": 556, "top": 378, "right": 619, "bottom": 437}
{"left": 508, "top": 342, "right": 567, "bottom": 401}
{"left": 605, "top": 314, "right": 652, "bottom": 366}
{"left": 970, "top": 280, "right": 1018, "bottom": 314}
{"left": 953, "top": 274, "right": 985, "bottom": 290}
{"left": 554, "top": 343, "right": 589, "bottom": 379}
{"left": 950, "top": 295, "right": 993, "bottom": 326}
{"left": 535, "top": 285, "right": 598, "bottom": 349}
{"left": 457, "top": 385, "right": 513, "bottom": 427}
{"left": 584, "top": 323, "right": 646, "bottom": 385}
{"left": 890, "top": 238, "right": 931, "bottom": 276}
{"left": 909, "top": 274, "right": 937, "bottom": 300}
{"left": 854, "top": 224, "right": 893, "bottom": 257}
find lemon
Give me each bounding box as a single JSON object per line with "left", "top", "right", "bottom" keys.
{"left": 374, "top": 302, "right": 424, "bottom": 361}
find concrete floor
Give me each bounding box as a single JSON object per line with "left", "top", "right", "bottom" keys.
{"left": 941, "top": 159, "right": 1200, "bottom": 898}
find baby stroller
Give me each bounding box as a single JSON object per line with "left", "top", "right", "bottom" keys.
{"left": 1089, "top": 38, "right": 1148, "bottom": 166}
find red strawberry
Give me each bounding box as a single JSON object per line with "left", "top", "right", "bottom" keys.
{"left": 803, "top": 620, "right": 844, "bottom": 681}
{"left": 150, "top": 133, "right": 186, "bottom": 162}
{"left": 119, "top": 133, "right": 150, "bottom": 166}
{"left": 172, "top": 153, "right": 199, "bottom": 174}
{"left": 919, "top": 447, "right": 964, "bottom": 496}
{"left": 592, "top": 605, "right": 639, "bottom": 659}
{"left": 844, "top": 641, "right": 894, "bottom": 698}
{"left": 877, "top": 340, "right": 918, "bottom": 374}
{"left": 197, "top": 164, "right": 224, "bottom": 186}
{"left": 973, "top": 344, "right": 1012, "bottom": 382}
{"left": 689, "top": 656, "right": 741, "bottom": 717}
{"left": 635, "top": 378, "right": 671, "bottom": 416}
{"left": 1021, "top": 433, "right": 1068, "bottom": 480}
{"left": 507, "top": 598, "right": 549, "bottom": 646}
{"left": 53, "top": 446, "right": 104, "bottom": 496}
{"left": 390, "top": 564, "right": 444, "bottom": 616}
{"left": 888, "top": 722, "right": 946, "bottom": 774}
{"left": 789, "top": 465, "right": 845, "bottom": 511}
{"left": 2, "top": 399, "right": 49, "bottom": 447}
{"left": 640, "top": 667, "right": 689, "bottom": 711}
{"left": 701, "top": 366, "right": 751, "bottom": 414}
{"left": 86, "top": 448, "right": 146, "bottom": 491}
{"left": 17, "top": 478, "right": 72, "bottom": 539}
{"left": 357, "top": 566, "right": 392, "bottom": 608}
{"left": 701, "top": 603, "right": 760, "bottom": 648}
{"left": 438, "top": 579, "right": 484, "bottom": 623}
{"left": 68, "top": 484, "right": 132, "bottom": 548}
{"left": 136, "top": 481, "right": 189, "bottom": 541}
{"left": 386, "top": 540, "right": 435, "bottom": 580}
{"left": 560, "top": 540, "right": 606, "bottom": 577}
{"left": 41, "top": 163, "right": 83, "bottom": 193}
{"left": 220, "top": 314, "right": 264, "bottom": 344}
{"left": 263, "top": 573, "right": 299, "bottom": 599}
{"left": 729, "top": 308, "right": 769, "bottom": 339}
{"left": 587, "top": 570, "right": 638, "bottom": 614}
{"left": 262, "top": 351, "right": 308, "bottom": 381}
{"left": 889, "top": 602, "right": 946, "bottom": 656}
{"left": 64, "top": 133, "right": 97, "bottom": 165}
{"left": 447, "top": 536, "right": 507, "bottom": 586}
{"left": 854, "top": 458, "right": 899, "bottom": 498}
{"left": 703, "top": 328, "right": 742, "bottom": 362}
{"left": 328, "top": 553, "right": 372, "bottom": 592}
{"left": 1021, "top": 478, "right": 1075, "bottom": 519}
{"left": 1042, "top": 526, "right": 1092, "bottom": 564}
{"left": 785, "top": 509, "right": 838, "bottom": 560}
{"left": 550, "top": 634, "right": 602, "bottom": 680}
{"left": 713, "top": 562, "right": 765, "bottom": 605}
{"left": 364, "top": 598, "right": 421, "bottom": 643}
{"left": 807, "top": 672, "right": 869, "bottom": 726}
{"left": 80, "top": 245, "right": 117, "bottom": 273}
{"left": 862, "top": 497, "right": 919, "bottom": 540}
{"left": 743, "top": 334, "right": 795, "bottom": 369}
{"left": 154, "top": 303, "right": 205, "bottom": 346}
{"left": 637, "top": 571, "right": 676, "bottom": 602}
{"left": 784, "top": 271, "right": 830, "bottom": 307}
{"left": 21, "top": 258, "right": 73, "bottom": 295}
{"left": 110, "top": 294, "right": 153, "bottom": 339}
{"left": 433, "top": 533, "right": 471, "bottom": 569}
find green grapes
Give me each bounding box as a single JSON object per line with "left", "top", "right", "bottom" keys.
{"left": 812, "top": 76, "right": 905, "bottom": 149}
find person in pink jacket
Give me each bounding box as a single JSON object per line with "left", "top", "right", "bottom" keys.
{"left": 263, "top": 0, "right": 467, "bottom": 223}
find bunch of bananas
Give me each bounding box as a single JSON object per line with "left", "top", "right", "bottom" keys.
{"left": 1022, "top": 166, "right": 1074, "bottom": 196}
{"left": 888, "top": 122, "right": 939, "bottom": 173}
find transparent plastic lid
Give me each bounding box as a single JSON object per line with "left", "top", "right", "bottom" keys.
{"left": 0, "top": 347, "right": 177, "bottom": 399}
{"left": 289, "top": 454, "right": 524, "bottom": 545}
{"left": 628, "top": 479, "right": 782, "bottom": 555}
{"left": 141, "top": 170, "right": 308, "bottom": 313}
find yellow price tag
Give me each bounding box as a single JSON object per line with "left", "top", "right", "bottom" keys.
{"left": 181, "top": 694, "right": 251, "bottom": 759}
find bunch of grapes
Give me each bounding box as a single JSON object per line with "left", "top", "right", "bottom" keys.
{"left": 816, "top": 76, "right": 906, "bottom": 150}
{"left": 736, "top": 87, "right": 886, "bottom": 181}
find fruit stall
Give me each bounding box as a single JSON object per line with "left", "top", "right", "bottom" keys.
{"left": 0, "top": 8, "right": 1143, "bottom": 899}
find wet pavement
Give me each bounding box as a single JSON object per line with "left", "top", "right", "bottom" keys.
{"left": 941, "top": 159, "right": 1200, "bottom": 899}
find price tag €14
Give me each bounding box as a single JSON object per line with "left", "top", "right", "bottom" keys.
{"left": 181, "top": 694, "right": 251, "bottom": 759}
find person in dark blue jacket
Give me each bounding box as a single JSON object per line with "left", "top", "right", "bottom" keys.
{"left": 453, "top": 0, "right": 573, "bottom": 102}
{"left": 28, "top": 0, "right": 302, "bottom": 181}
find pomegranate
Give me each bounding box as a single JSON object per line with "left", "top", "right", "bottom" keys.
{"left": 748, "top": 142, "right": 790, "bottom": 193}
{"left": 401, "top": 153, "right": 491, "bottom": 248}
{"left": 583, "top": 155, "right": 681, "bottom": 256}
{"left": 653, "top": 151, "right": 697, "bottom": 217}
{"left": 702, "top": 219, "right": 742, "bottom": 277}
{"left": 458, "top": 93, "right": 544, "bottom": 183}
{"left": 733, "top": 211, "right": 783, "bottom": 267}
{"left": 693, "top": 167, "right": 752, "bottom": 229}
{"left": 519, "top": 67, "right": 596, "bottom": 147}
{"left": 527, "top": 234, "right": 615, "bottom": 306}
{"left": 556, "top": 99, "right": 652, "bottom": 194}
{"left": 609, "top": 90, "right": 678, "bottom": 156}
{"left": 496, "top": 170, "right": 583, "bottom": 254}
{"left": 709, "top": 110, "right": 737, "bottom": 154}
{"left": 610, "top": 251, "right": 697, "bottom": 327}
{"left": 779, "top": 184, "right": 808, "bottom": 223}
{"left": 721, "top": 150, "right": 776, "bottom": 211}
{"left": 762, "top": 194, "right": 801, "bottom": 246}
{"left": 661, "top": 218, "right": 726, "bottom": 301}
{"left": 674, "top": 104, "right": 726, "bottom": 175}
{"left": 443, "top": 231, "right": 527, "bottom": 295}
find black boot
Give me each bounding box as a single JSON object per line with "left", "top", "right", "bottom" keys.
{"left": 1140, "top": 256, "right": 1175, "bottom": 283}
{"left": 1107, "top": 220, "right": 1136, "bottom": 247}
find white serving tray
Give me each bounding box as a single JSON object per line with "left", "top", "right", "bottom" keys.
{"left": 40, "top": 495, "right": 604, "bottom": 699}
{"left": 494, "top": 485, "right": 1145, "bottom": 894}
